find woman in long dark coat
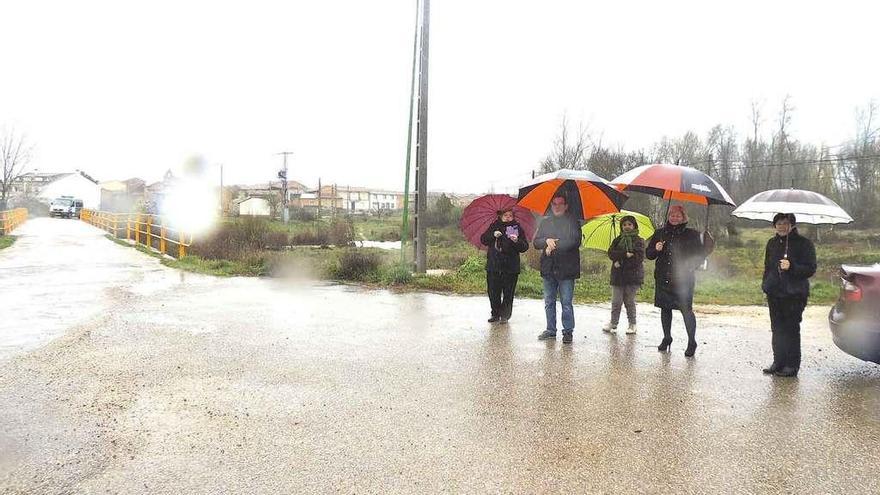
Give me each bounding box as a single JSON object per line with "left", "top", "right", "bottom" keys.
{"left": 480, "top": 207, "right": 530, "bottom": 323}
{"left": 645, "top": 205, "right": 714, "bottom": 357}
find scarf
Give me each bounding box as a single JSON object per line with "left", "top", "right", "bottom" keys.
{"left": 618, "top": 229, "right": 639, "bottom": 252}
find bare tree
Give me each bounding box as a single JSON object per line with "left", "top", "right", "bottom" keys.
{"left": 838, "top": 100, "right": 880, "bottom": 224}
{"left": 540, "top": 114, "right": 592, "bottom": 172}
{"left": 0, "top": 127, "right": 32, "bottom": 210}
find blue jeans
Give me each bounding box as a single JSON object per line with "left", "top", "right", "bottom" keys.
{"left": 543, "top": 276, "right": 575, "bottom": 334}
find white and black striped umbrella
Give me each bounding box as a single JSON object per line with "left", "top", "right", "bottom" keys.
{"left": 731, "top": 189, "right": 853, "bottom": 225}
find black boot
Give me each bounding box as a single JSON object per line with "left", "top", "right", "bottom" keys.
{"left": 762, "top": 363, "right": 781, "bottom": 374}
{"left": 488, "top": 316, "right": 500, "bottom": 323}
{"left": 684, "top": 340, "right": 697, "bottom": 357}
{"left": 775, "top": 367, "right": 798, "bottom": 378}
{"left": 658, "top": 337, "right": 673, "bottom": 352}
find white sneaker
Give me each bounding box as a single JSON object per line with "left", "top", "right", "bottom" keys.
{"left": 602, "top": 322, "right": 617, "bottom": 333}
{"left": 626, "top": 323, "right": 637, "bottom": 334}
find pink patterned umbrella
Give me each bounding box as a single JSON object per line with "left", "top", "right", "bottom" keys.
{"left": 460, "top": 194, "right": 537, "bottom": 251}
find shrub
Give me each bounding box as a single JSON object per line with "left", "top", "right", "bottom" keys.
{"left": 331, "top": 249, "right": 382, "bottom": 281}
{"left": 191, "top": 218, "right": 270, "bottom": 261}
{"left": 290, "top": 207, "right": 317, "bottom": 222}
{"left": 264, "top": 231, "right": 290, "bottom": 250}
{"left": 329, "top": 218, "right": 355, "bottom": 246}
{"left": 290, "top": 228, "right": 330, "bottom": 246}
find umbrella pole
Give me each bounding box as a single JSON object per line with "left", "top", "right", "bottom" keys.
{"left": 663, "top": 197, "right": 671, "bottom": 224}
{"left": 785, "top": 233, "right": 789, "bottom": 259}
{"left": 704, "top": 204, "right": 710, "bottom": 233}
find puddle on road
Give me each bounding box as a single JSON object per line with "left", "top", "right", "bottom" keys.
{"left": 0, "top": 219, "right": 186, "bottom": 359}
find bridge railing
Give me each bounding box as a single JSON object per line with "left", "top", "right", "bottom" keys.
{"left": 81, "top": 209, "right": 193, "bottom": 259}
{"left": 0, "top": 208, "right": 28, "bottom": 235}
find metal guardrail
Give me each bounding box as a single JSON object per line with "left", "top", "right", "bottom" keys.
{"left": 0, "top": 208, "right": 27, "bottom": 235}
{"left": 81, "top": 209, "right": 193, "bottom": 258}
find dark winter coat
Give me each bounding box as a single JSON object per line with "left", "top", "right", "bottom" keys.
{"left": 607, "top": 227, "right": 645, "bottom": 287}
{"left": 761, "top": 228, "right": 817, "bottom": 299}
{"left": 533, "top": 213, "right": 582, "bottom": 280}
{"left": 645, "top": 222, "right": 714, "bottom": 310}
{"left": 481, "top": 220, "right": 530, "bottom": 274}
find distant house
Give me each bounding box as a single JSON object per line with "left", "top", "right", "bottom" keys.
{"left": 10, "top": 170, "right": 101, "bottom": 209}
{"left": 317, "top": 185, "right": 414, "bottom": 213}
{"left": 369, "top": 191, "right": 399, "bottom": 212}
{"left": 338, "top": 186, "right": 372, "bottom": 212}
{"left": 100, "top": 177, "right": 146, "bottom": 212}
{"left": 238, "top": 180, "right": 308, "bottom": 206}
{"left": 145, "top": 170, "right": 178, "bottom": 214}
{"left": 297, "top": 191, "right": 343, "bottom": 210}
{"left": 235, "top": 197, "right": 272, "bottom": 217}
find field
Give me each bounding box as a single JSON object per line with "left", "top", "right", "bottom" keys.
{"left": 115, "top": 214, "right": 880, "bottom": 306}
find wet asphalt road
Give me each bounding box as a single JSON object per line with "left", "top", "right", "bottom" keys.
{"left": 1, "top": 218, "right": 879, "bottom": 494}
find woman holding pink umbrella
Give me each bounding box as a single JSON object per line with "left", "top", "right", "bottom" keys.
{"left": 480, "top": 207, "right": 530, "bottom": 323}
{"left": 460, "top": 195, "right": 536, "bottom": 325}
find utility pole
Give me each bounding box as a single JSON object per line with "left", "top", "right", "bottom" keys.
{"left": 400, "top": 0, "right": 420, "bottom": 266}
{"left": 413, "top": 0, "right": 430, "bottom": 273}
{"left": 277, "top": 151, "right": 293, "bottom": 222}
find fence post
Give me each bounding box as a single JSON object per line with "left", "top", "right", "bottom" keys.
{"left": 126, "top": 214, "right": 131, "bottom": 240}
{"left": 179, "top": 230, "right": 186, "bottom": 258}
{"left": 160, "top": 217, "right": 166, "bottom": 254}
{"left": 135, "top": 214, "right": 141, "bottom": 244}
{"left": 146, "top": 215, "right": 153, "bottom": 250}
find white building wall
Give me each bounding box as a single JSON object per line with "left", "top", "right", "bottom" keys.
{"left": 239, "top": 198, "right": 271, "bottom": 216}
{"left": 38, "top": 174, "right": 101, "bottom": 209}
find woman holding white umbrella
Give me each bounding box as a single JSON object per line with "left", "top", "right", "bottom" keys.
{"left": 733, "top": 188, "right": 851, "bottom": 377}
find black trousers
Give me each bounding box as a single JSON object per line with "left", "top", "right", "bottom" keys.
{"left": 487, "top": 271, "right": 519, "bottom": 319}
{"left": 768, "top": 296, "right": 807, "bottom": 371}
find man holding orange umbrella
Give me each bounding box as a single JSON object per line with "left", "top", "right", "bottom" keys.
{"left": 518, "top": 169, "right": 627, "bottom": 344}
{"left": 533, "top": 194, "right": 583, "bottom": 343}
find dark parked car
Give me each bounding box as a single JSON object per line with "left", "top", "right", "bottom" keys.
{"left": 828, "top": 264, "right": 880, "bottom": 364}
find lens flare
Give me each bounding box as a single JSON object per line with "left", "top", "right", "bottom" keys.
{"left": 161, "top": 178, "right": 217, "bottom": 235}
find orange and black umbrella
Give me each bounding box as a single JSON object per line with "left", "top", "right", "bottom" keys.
{"left": 611, "top": 163, "right": 735, "bottom": 207}
{"left": 517, "top": 169, "right": 627, "bottom": 220}
{"left": 612, "top": 163, "right": 736, "bottom": 232}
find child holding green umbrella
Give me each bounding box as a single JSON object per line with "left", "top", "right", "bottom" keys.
{"left": 602, "top": 215, "right": 645, "bottom": 334}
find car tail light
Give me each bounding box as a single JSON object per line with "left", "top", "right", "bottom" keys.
{"left": 841, "top": 278, "right": 863, "bottom": 302}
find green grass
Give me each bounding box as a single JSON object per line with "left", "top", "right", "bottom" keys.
{"left": 164, "top": 256, "right": 269, "bottom": 277}
{"left": 105, "top": 234, "right": 271, "bottom": 277}
{"left": 101, "top": 223, "right": 880, "bottom": 306}
{"left": 402, "top": 226, "right": 879, "bottom": 306}
{"left": 0, "top": 235, "right": 16, "bottom": 250}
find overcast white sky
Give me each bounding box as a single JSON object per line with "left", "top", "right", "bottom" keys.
{"left": 1, "top": 0, "right": 877, "bottom": 193}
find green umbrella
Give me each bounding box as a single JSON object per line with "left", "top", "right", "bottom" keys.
{"left": 581, "top": 210, "right": 655, "bottom": 252}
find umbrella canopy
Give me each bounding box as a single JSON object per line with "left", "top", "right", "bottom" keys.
{"left": 517, "top": 169, "right": 627, "bottom": 221}
{"left": 612, "top": 163, "right": 736, "bottom": 206}
{"left": 731, "top": 189, "right": 853, "bottom": 225}
{"left": 460, "top": 194, "right": 537, "bottom": 250}
{"left": 581, "top": 210, "right": 655, "bottom": 252}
